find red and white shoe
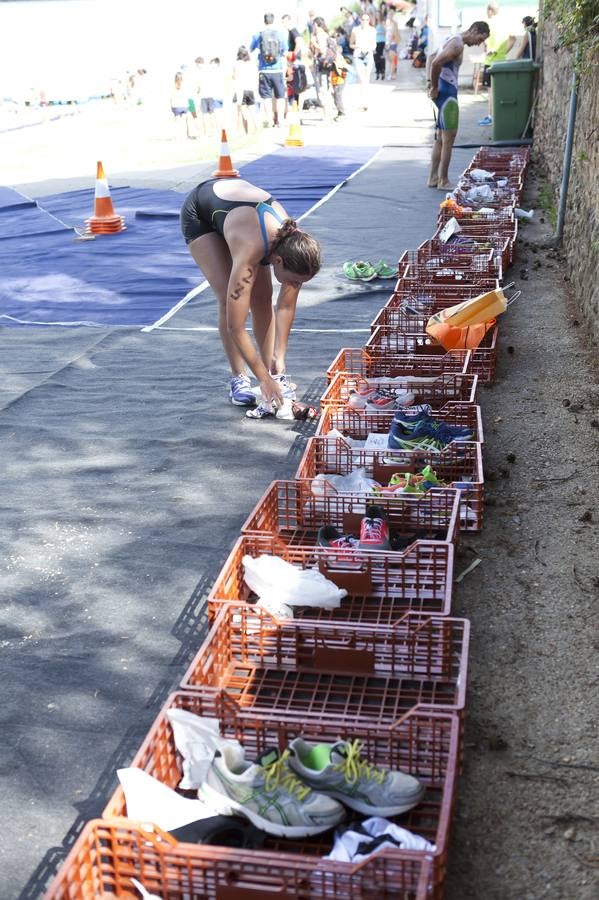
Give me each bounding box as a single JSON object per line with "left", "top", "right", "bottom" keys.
{"left": 359, "top": 506, "right": 391, "bottom": 550}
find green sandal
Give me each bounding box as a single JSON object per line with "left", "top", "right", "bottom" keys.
{"left": 343, "top": 260, "right": 377, "bottom": 281}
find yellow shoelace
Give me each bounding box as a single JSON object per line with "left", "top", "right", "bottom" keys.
{"left": 263, "top": 750, "right": 311, "bottom": 801}
{"left": 333, "top": 739, "right": 386, "bottom": 786}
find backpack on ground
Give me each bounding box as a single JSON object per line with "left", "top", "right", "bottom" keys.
{"left": 260, "top": 29, "right": 282, "bottom": 64}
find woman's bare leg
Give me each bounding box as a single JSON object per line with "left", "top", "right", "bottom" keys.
{"left": 249, "top": 265, "right": 275, "bottom": 370}
{"left": 188, "top": 233, "right": 247, "bottom": 375}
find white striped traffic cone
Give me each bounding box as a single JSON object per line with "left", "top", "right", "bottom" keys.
{"left": 85, "top": 161, "right": 126, "bottom": 234}
{"left": 212, "top": 129, "right": 240, "bottom": 178}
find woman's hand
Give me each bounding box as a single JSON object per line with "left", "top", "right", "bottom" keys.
{"left": 259, "top": 373, "right": 284, "bottom": 410}
{"left": 428, "top": 82, "right": 438, "bottom": 100}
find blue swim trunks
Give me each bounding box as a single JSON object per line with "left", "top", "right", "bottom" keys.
{"left": 434, "top": 78, "right": 459, "bottom": 131}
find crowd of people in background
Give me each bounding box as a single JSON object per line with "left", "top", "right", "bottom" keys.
{"left": 96, "top": 2, "right": 538, "bottom": 144}
{"left": 163, "top": 2, "right": 433, "bottom": 139}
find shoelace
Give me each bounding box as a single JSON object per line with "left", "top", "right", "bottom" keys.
{"left": 361, "top": 517, "right": 385, "bottom": 542}
{"left": 330, "top": 534, "right": 359, "bottom": 548}
{"left": 334, "top": 739, "right": 386, "bottom": 786}
{"left": 263, "top": 750, "right": 311, "bottom": 801}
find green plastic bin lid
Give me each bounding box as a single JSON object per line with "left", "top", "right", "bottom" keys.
{"left": 489, "top": 60, "right": 540, "bottom": 73}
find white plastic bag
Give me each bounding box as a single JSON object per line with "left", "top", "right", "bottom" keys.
{"left": 166, "top": 708, "right": 244, "bottom": 789}
{"left": 438, "top": 216, "right": 462, "bottom": 243}
{"left": 469, "top": 168, "right": 495, "bottom": 182}
{"left": 465, "top": 184, "right": 494, "bottom": 203}
{"left": 118, "top": 768, "right": 214, "bottom": 831}
{"left": 242, "top": 553, "right": 347, "bottom": 609}
{"left": 311, "top": 469, "right": 380, "bottom": 497}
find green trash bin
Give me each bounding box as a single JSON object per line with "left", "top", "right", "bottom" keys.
{"left": 489, "top": 59, "right": 539, "bottom": 141}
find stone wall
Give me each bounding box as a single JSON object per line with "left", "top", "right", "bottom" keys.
{"left": 533, "top": 13, "right": 599, "bottom": 337}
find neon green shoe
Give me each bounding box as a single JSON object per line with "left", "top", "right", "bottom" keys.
{"left": 373, "top": 259, "right": 399, "bottom": 279}
{"left": 343, "top": 260, "right": 377, "bottom": 281}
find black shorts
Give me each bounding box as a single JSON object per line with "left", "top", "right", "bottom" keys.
{"left": 258, "top": 71, "right": 285, "bottom": 100}
{"left": 180, "top": 178, "right": 276, "bottom": 246}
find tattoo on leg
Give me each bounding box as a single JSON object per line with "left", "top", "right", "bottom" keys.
{"left": 229, "top": 267, "right": 254, "bottom": 302}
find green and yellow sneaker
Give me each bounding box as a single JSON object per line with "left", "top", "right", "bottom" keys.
{"left": 289, "top": 737, "right": 425, "bottom": 816}
{"left": 199, "top": 745, "right": 345, "bottom": 838}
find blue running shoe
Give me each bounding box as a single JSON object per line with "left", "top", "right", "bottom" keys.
{"left": 398, "top": 415, "right": 472, "bottom": 443}
{"left": 391, "top": 404, "right": 433, "bottom": 428}
{"left": 230, "top": 374, "right": 256, "bottom": 406}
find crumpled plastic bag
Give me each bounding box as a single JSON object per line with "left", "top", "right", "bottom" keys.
{"left": 311, "top": 468, "right": 380, "bottom": 497}
{"left": 469, "top": 167, "right": 495, "bottom": 182}
{"left": 464, "top": 183, "right": 495, "bottom": 204}
{"left": 243, "top": 553, "right": 347, "bottom": 609}
{"left": 166, "top": 708, "right": 244, "bottom": 789}
{"left": 118, "top": 767, "right": 215, "bottom": 831}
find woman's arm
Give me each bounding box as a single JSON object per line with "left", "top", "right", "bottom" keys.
{"left": 271, "top": 282, "right": 300, "bottom": 375}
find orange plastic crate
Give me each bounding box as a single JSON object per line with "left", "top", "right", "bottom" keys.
{"left": 316, "top": 402, "right": 484, "bottom": 445}
{"left": 326, "top": 347, "right": 472, "bottom": 384}
{"left": 365, "top": 324, "right": 499, "bottom": 384}
{"left": 456, "top": 176, "right": 523, "bottom": 208}
{"left": 207, "top": 532, "right": 454, "bottom": 624}
{"left": 375, "top": 281, "right": 502, "bottom": 323}
{"left": 469, "top": 145, "right": 530, "bottom": 173}
{"left": 240, "top": 480, "right": 461, "bottom": 549}
{"left": 320, "top": 371, "right": 478, "bottom": 411}
{"left": 436, "top": 204, "right": 514, "bottom": 230}
{"left": 100, "top": 691, "right": 458, "bottom": 896}
{"left": 296, "top": 435, "right": 484, "bottom": 532}
{"left": 423, "top": 233, "right": 511, "bottom": 271}
{"left": 46, "top": 817, "right": 434, "bottom": 900}
{"left": 397, "top": 245, "right": 501, "bottom": 283}
{"left": 180, "top": 606, "right": 469, "bottom": 722}
{"left": 431, "top": 223, "right": 515, "bottom": 268}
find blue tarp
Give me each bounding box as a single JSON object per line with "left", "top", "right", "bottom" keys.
{"left": 0, "top": 145, "right": 375, "bottom": 327}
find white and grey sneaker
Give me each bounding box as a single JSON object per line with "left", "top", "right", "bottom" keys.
{"left": 273, "top": 373, "right": 297, "bottom": 401}
{"left": 288, "top": 738, "right": 425, "bottom": 817}
{"left": 198, "top": 745, "right": 345, "bottom": 838}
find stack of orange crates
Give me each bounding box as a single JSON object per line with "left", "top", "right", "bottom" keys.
{"left": 47, "top": 147, "right": 529, "bottom": 899}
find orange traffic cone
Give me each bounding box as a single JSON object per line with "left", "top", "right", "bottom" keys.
{"left": 212, "top": 129, "right": 239, "bottom": 178}
{"left": 85, "top": 161, "right": 126, "bottom": 234}
{"left": 284, "top": 102, "right": 304, "bottom": 148}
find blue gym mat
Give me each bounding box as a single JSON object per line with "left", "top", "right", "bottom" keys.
{"left": 0, "top": 145, "right": 375, "bottom": 327}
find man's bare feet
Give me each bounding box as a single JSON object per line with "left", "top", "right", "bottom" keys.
{"left": 437, "top": 180, "right": 452, "bottom": 190}
{"left": 427, "top": 177, "right": 439, "bottom": 188}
